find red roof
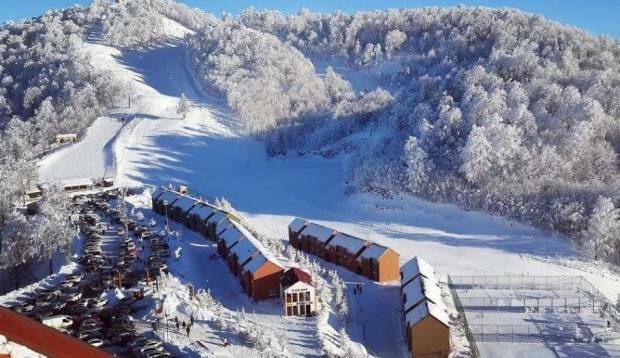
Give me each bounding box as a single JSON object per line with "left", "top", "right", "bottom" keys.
{"left": 280, "top": 268, "right": 313, "bottom": 288}
{"left": 0, "top": 307, "right": 112, "bottom": 358}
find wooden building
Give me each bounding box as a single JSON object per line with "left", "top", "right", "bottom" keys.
{"left": 400, "top": 257, "right": 450, "bottom": 358}
{"left": 205, "top": 210, "right": 230, "bottom": 241}
{"left": 287, "top": 218, "right": 400, "bottom": 283}
{"left": 187, "top": 203, "right": 217, "bottom": 234}
{"left": 151, "top": 187, "right": 180, "bottom": 216}
{"left": 295, "top": 221, "right": 337, "bottom": 259}
{"left": 288, "top": 218, "right": 308, "bottom": 249}
{"left": 59, "top": 179, "right": 93, "bottom": 193}
{"left": 358, "top": 243, "right": 401, "bottom": 282}
{"left": 217, "top": 224, "right": 244, "bottom": 257}
{"left": 241, "top": 253, "right": 283, "bottom": 301}
{"left": 54, "top": 133, "right": 77, "bottom": 144}
{"left": 326, "top": 233, "right": 367, "bottom": 270}
{"left": 149, "top": 186, "right": 284, "bottom": 301}
{"left": 169, "top": 195, "right": 198, "bottom": 224}
{"left": 280, "top": 268, "right": 316, "bottom": 316}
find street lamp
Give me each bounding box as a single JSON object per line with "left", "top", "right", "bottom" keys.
{"left": 163, "top": 200, "right": 169, "bottom": 232}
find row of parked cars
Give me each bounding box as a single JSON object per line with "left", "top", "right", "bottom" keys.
{"left": 4, "top": 190, "right": 171, "bottom": 357}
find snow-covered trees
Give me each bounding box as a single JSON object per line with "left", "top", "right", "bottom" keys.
{"left": 100, "top": 0, "right": 167, "bottom": 48}
{"left": 0, "top": 185, "right": 74, "bottom": 272}
{"left": 0, "top": 6, "right": 126, "bottom": 274}
{"left": 187, "top": 20, "right": 329, "bottom": 133}
{"left": 0, "top": 7, "right": 126, "bottom": 163}
{"left": 587, "top": 197, "right": 620, "bottom": 263}
{"left": 231, "top": 6, "right": 620, "bottom": 262}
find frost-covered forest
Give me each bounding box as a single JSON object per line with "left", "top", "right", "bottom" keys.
{"left": 189, "top": 7, "right": 620, "bottom": 263}
{"left": 0, "top": 5, "right": 125, "bottom": 273}
{"left": 0, "top": 0, "right": 619, "bottom": 274}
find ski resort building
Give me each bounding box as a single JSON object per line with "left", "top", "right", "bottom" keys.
{"left": 206, "top": 210, "right": 233, "bottom": 241}
{"left": 169, "top": 195, "right": 199, "bottom": 224}
{"left": 280, "top": 268, "right": 316, "bottom": 316}
{"left": 186, "top": 203, "right": 217, "bottom": 234}
{"left": 358, "top": 242, "right": 401, "bottom": 282}
{"left": 150, "top": 186, "right": 283, "bottom": 301}
{"left": 241, "top": 252, "right": 283, "bottom": 301}
{"left": 54, "top": 133, "right": 77, "bottom": 144}
{"left": 287, "top": 218, "right": 400, "bottom": 282}
{"left": 151, "top": 187, "right": 180, "bottom": 215}
{"left": 59, "top": 179, "right": 94, "bottom": 193}
{"left": 400, "top": 257, "right": 451, "bottom": 358}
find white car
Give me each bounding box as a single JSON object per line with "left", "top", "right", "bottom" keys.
{"left": 42, "top": 315, "right": 73, "bottom": 329}
{"left": 87, "top": 338, "right": 105, "bottom": 347}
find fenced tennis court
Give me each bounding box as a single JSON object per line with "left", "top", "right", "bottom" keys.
{"left": 448, "top": 275, "right": 620, "bottom": 357}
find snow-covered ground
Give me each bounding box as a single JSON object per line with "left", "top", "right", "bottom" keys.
{"left": 29, "top": 16, "right": 620, "bottom": 358}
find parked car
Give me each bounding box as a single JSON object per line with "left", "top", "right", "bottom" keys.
{"left": 42, "top": 315, "right": 73, "bottom": 329}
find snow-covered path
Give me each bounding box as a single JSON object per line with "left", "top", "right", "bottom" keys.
{"left": 33, "top": 17, "right": 620, "bottom": 358}
{"left": 38, "top": 116, "right": 122, "bottom": 182}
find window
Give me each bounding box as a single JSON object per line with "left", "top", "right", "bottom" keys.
{"left": 286, "top": 293, "right": 292, "bottom": 303}
{"left": 292, "top": 306, "right": 298, "bottom": 315}
{"left": 268, "top": 289, "right": 277, "bottom": 297}
{"left": 292, "top": 293, "right": 298, "bottom": 302}
{"left": 287, "top": 307, "right": 292, "bottom": 316}
{"left": 305, "top": 292, "right": 311, "bottom": 301}
{"left": 300, "top": 304, "right": 306, "bottom": 315}
{"left": 306, "top": 304, "right": 311, "bottom": 314}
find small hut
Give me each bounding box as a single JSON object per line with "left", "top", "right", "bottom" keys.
{"left": 54, "top": 133, "right": 77, "bottom": 144}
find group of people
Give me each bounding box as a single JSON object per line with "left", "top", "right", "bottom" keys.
{"left": 353, "top": 283, "right": 363, "bottom": 295}
{"left": 174, "top": 314, "right": 195, "bottom": 336}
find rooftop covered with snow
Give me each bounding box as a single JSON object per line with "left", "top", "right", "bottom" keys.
{"left": 300, "top": 222, "right": 337, "bottom": 243}
{"left": 405, "top": 299, "right": 449, "bottom": 328}
{"left": 358, "top": 242, "right": 391, "bottom": 260}
{"left": 328, "top": 233, "right": 367, "bottom": 254}
{"left": 172, "top": 195, "right": 198, "bottom": 211}
{"left": 288, "top": 218, "right": 308, "bottom": 234}
{"left": 401, "top": 256, "right": 435, "bottom": 285}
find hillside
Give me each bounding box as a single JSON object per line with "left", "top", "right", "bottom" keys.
{"left": 0, "top": 1, "right": 619, "bottom": 357}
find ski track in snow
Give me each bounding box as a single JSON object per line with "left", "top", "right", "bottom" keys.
{"left": 31, "top": 17, "right": 620, "bottom": 358}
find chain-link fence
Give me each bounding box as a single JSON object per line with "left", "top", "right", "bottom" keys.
{"left": 469, "top": 323, "right": 620, "bottom": 344}
{"left": 458, "top": 296, "right": 602, "bottom": 314}
{"left": 447, "top": 275, "right": 480, "bottom": 357}
{"left": 448, "top": 275, "right": 620, "bottom": 347}
{"left": 449, "top": 275, "right": 585, "bottom": 291}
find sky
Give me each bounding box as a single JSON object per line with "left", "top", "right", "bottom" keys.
{"left": 1, "top": 0, "right": 619, "bottom": 39}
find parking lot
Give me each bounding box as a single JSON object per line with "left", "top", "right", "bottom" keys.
{"left": 1, "top": 189, "right": 173, "bottom": 357}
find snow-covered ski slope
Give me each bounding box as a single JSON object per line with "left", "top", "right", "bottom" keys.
{"left": 36, "top": 17, "right": 620, "bottom": 358}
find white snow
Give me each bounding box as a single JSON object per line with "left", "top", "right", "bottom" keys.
{"left": 358, "top": 243, "right": 389, "bottom": 260}
{"left": 301, "top": 222, "right": 337, "bottom": 243}
{"left": 23, "top": 15, "right": 620, "bottom": 358}
{"left": 329, "top": 233, "right": 367, "bottom": 253}
{"left": 38, "top": 117, "right": 122, "bottom": 182}
{"left": 288, "top": 217, "right": 307, "bottom": 233}
{"left": 170, "top": 195, "right": 197, "bottom": 211}
{"left": 401, "top": 256, "right": 435, "bottom": 284}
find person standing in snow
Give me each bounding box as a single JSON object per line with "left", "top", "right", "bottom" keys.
{"left": 186, "top": 324, "right": 191, "bottom": 337}
{"left": 190, "top": 314, "right": 194, "bottom": 326}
